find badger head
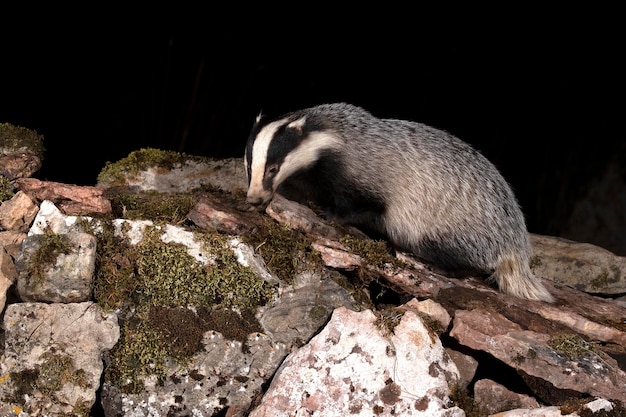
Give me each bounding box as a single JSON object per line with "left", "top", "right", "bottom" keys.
{"left": 244, "top": 111, "right": 340, "bottom": 209}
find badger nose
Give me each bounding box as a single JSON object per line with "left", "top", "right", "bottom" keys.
{"left": 246, "top": 196, "right": 265, "bottom": 206}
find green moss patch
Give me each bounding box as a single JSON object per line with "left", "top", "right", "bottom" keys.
{"left": 0, "top": 175, "right": 14, "bottom": 202}
{"left": 7, "top": 352, "right": 90, "bottom": 413}
{"left": 109, "top": 191, "right": 196, "bottom": 224}
{"left": 242, "top": 217, "right": 323, "bottom": 285}
{"left": 97, "top": 147, "right": 211, "bottom": 185}
{"left": 90, "top": 216, "right": 277, "bottom": 393}
{"left": 0, "top": 122, "right": 45, "bottom": 154}
{"left": 26, "top": 231, "right": 73, "bottom": 287}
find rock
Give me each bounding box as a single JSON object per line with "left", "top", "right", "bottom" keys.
{"left": 0, "top": 246, "right": 17, "bottom": 312}
{"left": 0, "top": 153, "right": 42, "bottom": 180}
{"left": 15, "top": 178, "right": 112, "bottom": 215}
{"left": 0, "top": 302, "right": 119, "bottom": 415}
{"left": 0, "top": 123, "right": 45, "bottom": 180}
{"left": 102, "top": 329, "right": 289, "bottom": 417}
{"left": 584, "top": 398, "right": 615, "bottom": 413}
{"left": 15, "top": 231, "right": 97, "bottom": 303}
{"left": 96, "top": 151, "right": 247, "bottom": 193}
{"left": 0, "top": 230, "right": 27, "bottom": 259}
{"left": 473, "top": 378, "right": 540, "bottom": 415}
{"left": 28, "top": 199, "right": 90, "bottom": 235}
{"left": 449, "top": 308, "right": 626, "bottom": 403}
{"left": 0, "top": 191, "right": 39, "bottom": 232}
{"left": 444, "top": 349, "right": 478, "bottom": 392}
{"left": 530, "top": 233, "right": 626, "bottom": 294}
{"left": 403, "top": 298, "right": 452, "bottom": 329}
{"left": 187, "top": 193, "right": 258, "bottom": 235}
{"left": 250, "top": 307, "right": 464, "bottom": 417}
{"left": 2, "top": 148, "right": 626, "bottom": 415}
{"left": 488, "top": 406, "right": 574, "bottom": 416}
{"left": 260, "top": 270, "right": 356, "bottom": 346}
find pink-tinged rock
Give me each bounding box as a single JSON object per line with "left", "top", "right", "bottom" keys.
{"left": 14, "top": 178, "right": 111, "bottom": 214}
{"left": 473, "top": 378, "right": 540, "bottom": 414}
{"left": 489, "top": 406, "right": 574, "bottom": 416}
{"left": 187, "top": 195, "right": 256, "bottom": 235}
{"left": 0, "top": 230, "right": 27, "bottom": 259}
{"left": 250, "top": 307, "right": 464, "bottom": 417}
{"left": 0, "top": 190, "right": 39, "bottom": 232}
{"left": 449, "top": 308, "right": 626, "bottom": 402}
{"left": 0, "top": 153, "right": 42, "bottom": 179}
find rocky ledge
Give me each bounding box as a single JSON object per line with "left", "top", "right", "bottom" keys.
{"left": 0, "top": 128, "right": 625, "bottom": 416}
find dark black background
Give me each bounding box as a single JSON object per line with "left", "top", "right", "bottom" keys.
{"left": 1, "top": 8, "right": 624, "bottom": 246}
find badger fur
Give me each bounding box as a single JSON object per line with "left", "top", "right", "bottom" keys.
{"left": 244, "top": 102, "right": 554, "bottom": 302}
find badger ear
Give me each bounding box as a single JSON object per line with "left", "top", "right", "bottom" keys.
{"left": 255, "top": 111, "right": 263, "bottom": 124}
{"left": 287, "top": 116, "right": 307, "bottom": 134}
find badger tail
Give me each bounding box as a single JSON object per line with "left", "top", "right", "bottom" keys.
{"left": 491, "top": 254, "right": 555, "bottom": 303}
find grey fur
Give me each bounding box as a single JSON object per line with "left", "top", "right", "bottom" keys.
{"left": 246, "top": 103, "right": 554, "bottom": 302}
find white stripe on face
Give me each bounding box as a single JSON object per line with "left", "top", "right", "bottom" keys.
{"left": 274, "top": 131, "right": 341, "bottom": 187}
{"left": 247, "top": 117, "right": 290, "bottom": 201}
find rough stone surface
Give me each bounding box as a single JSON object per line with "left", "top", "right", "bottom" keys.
{"left": 0, "top": 153, "right": 42, "bottom": 180}
{"left": 260, "top": 270, "right": 356, "bottom": 346}
{"left": 449, "top": 308, "right": 626, "bottom": 403}
{"left": 15, "top": 231, "right": 97, "bottom": 303}
{"left": 0, "top": 247, "right": 17, "bottom": 312}
{"left": 28, "top": 199, "right": 92, "bottom": 235}
{"left": 0, "top": 230, "right": 27, "bottom": 259}
{"left": 444, "top": 349, "right": 478, "bottom": 392}
{"left": 0, "top": 302, "right": 119, "bottom": 415}
{"left": 102, "top": 331, "right": 289, "bottom": 417}
{"left": 96, "top": 157, "right": 248, "bottom": 194}
{"left": 187, "top": 194, "right": 258, "bottom": 235}
{"left": 530, "top": 233, "right": 626, "bottom": 294}
{"left": 1, "top": 149, "right": 626, "bottom": 416}
{"left": 250, "top": 307, "right": 464, "bottom": 417}
{"left": 0, "top": 191, "right": 39, "bottom": 232}
{"left": 473, "top": 378, "right": 540, "bottom": 415}
{"left": 15, "top": 178, "right": 112, "bottom": 215}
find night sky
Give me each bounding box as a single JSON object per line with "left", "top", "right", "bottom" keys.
{"left": 1, "top": 9, "right": 624, "bottom": 245}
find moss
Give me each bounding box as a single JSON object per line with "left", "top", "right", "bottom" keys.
{"left": 449, "top": 384, "right": 484, "bottom": 417}
{"left": 0, "top": 122, "right": 45, "bottom": 154}
{"left": 93, "top": 220, "right": 276, "bottom": 392}
{"left": 136, "top": 228, "right": 219, "bottom": 307}
{"left": 7, "top": 352, "right": 90, "bottom": 413}
{"left": 92, "top": 221, "right": 138, "bottom": 311}
{"left": 27, "top": 231, "right": 73, "bottom": 286}
{"left": 109, "top": 191, "right": 196, "bottom": 224}
{"left": 339, "top": 235, "right": 397, "bottom": 269}
{"left": 309, "top": 305, "right": 329, "bottom": 322}
{"left": 242, "top": 217, "right": 323, "bottom": 285}
{"left": 0, "top": 175, "right": 14, "bottom": 202}
{"left": 560, "top": 397, "right": 626, "bottom": 416}
{"left": 375, "top": 307, "right": 405, "bottom": 337}
{"left": 96, "top": 147, "right": 211, "bottom": 185}
{"left": 36, "top": 352, "right": 90, "bottom": 396}
{"left": 106, "top": 319, "right": 169, "bottom": 393}
{"left": 548, "top": 333, "right": 597, "bottom": 360}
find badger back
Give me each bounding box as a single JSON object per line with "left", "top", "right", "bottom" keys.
{"left": 244, "top": 111, "right": 341, "bottom": 207}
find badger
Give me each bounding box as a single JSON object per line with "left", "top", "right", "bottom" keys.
{"left": 244, "top": 102, "right": 554, "bottom": 303}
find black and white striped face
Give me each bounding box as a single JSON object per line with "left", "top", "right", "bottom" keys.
{"left": 244, "top": 112, "right": 340, "bottom": 208}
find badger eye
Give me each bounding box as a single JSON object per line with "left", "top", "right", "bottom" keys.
{"left": 268, "top": 166, "right": 278, "bottom": 175}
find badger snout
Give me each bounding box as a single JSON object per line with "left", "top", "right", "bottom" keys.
{"left": 246, "top": 192, "right": 272, "bottom": 211}
{"left": 246, "top": 195, "right": 266, "bottom": 206}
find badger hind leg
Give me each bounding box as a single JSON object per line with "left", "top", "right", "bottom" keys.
{"left": 491, "top": 255, "right": 554, "bottom": 302}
